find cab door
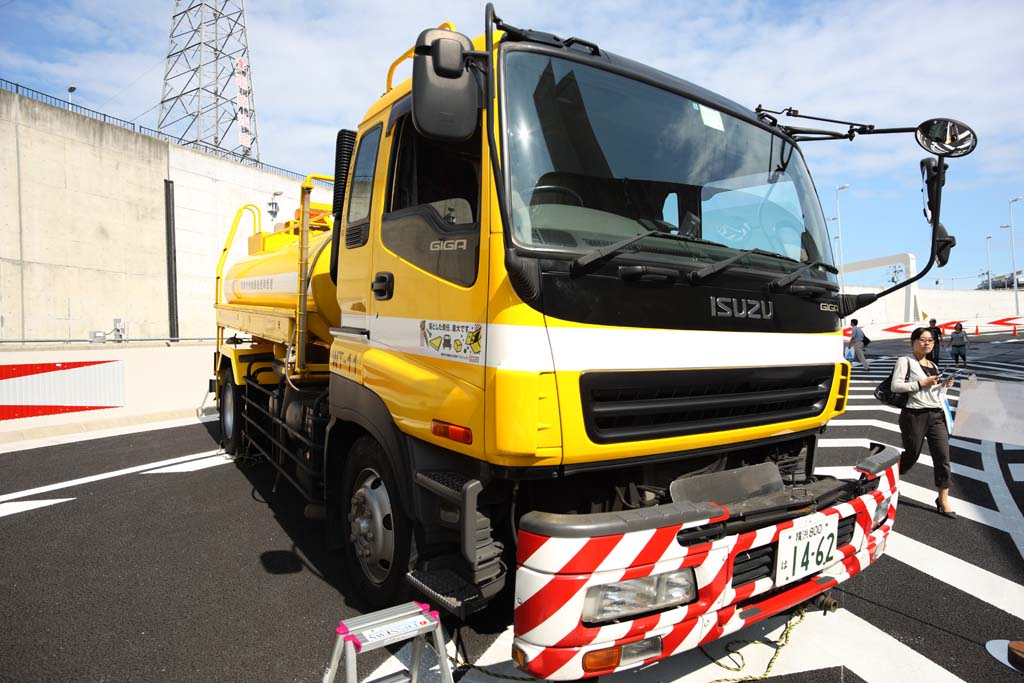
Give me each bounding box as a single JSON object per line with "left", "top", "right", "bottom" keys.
{"left": 365, "top": 107, "right": 488, "bottom": 454}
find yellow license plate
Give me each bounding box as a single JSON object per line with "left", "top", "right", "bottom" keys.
{"left": 775, "top": 515, "right": 839, "bottom": 586}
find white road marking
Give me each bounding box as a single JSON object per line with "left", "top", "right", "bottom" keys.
{"left": 843, "top": 404, "right": 901, "bottom": 414}
{"left": 885, "top": 531, "right": 1024, "bottom": 621}
{"left": 898, "top": 480, "right": 1012, "bottom": 533}
{"left": 978, "top": 440, "right": 1024, "bottom": 561}
{"left": 0, "top": 498, "right": 75, "bottom": 518}
{"left": 143, "top": 454, "right": 233, "bottom": 473}
{"left": 1010, "top": 463, "right": 1024, "bottom": 481}
{"left": 829, "top": 418, "right": 901, "bottom": 434}
{"left": 0, "top": 449, "right": 224, "bottom": 503}
{"left": 0, "top": 414, "right": 218, "bottom": 455}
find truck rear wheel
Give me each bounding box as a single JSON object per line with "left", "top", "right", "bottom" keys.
{"left": 341, "top": 436, "right": 412, "bottom": 607}
{"left": 220, "top": 374, "right": 243, "bottom": 455}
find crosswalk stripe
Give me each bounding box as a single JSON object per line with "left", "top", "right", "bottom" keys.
{"left": 885, "top": 531, "right": 1024, "bottom": 621}
{"left": 0, "top": 498, "right": 75, "bottom": 518}
{"left": 898, "top": 480, "right": 1012, "bottom": 532}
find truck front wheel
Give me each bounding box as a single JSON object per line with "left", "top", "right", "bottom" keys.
{"left": 219, "top": 374, "right": 243, "bottom": 455}
{"left": 341, "top": 436, "right": 413, "bottom": 607}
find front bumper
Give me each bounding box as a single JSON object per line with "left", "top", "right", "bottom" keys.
{"left": 512, "top": 448, "right": 900, "bottom": 680}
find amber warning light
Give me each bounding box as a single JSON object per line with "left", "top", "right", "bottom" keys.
{"left": 431, "top": 419, "right": 473, "bottom": 444}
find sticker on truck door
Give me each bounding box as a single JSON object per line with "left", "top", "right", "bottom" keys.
{"left": 419, "top": 320, "right": 483, "bottom": 363}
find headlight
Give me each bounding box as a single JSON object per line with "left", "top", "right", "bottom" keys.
{"left": 582, "top": 569, "right": 697, "bottom": 622}
{"left": 872, "top": 496, "right": 891, "bottom": 528}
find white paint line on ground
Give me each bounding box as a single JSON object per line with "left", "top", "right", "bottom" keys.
{"left": 949, "top": 438, "right": 984, "bottom": 453}
{"left": 885, "top": 531, "right": 1024, "bottom": 622}
{"left": 829, "top": 418, "right": 901, "bottom": 434}
{"left": 1010, "top": 463, "right": 1024, "bottom": 481}
{"left": 0, "top": 449, "right": 224, "bottom": 503}
{"left": 898, "top": 480, "right": 1011, "bottom": 533}
{"left": 818, "top": 438, "right": 872, "bottom": 449}
{"left": 0, "top": 414, "right": 218, "bottom": 455}
{"left": 978, "top": 440, "right": 1024, "bottom": 561}
{"left": 844, "top": 404, "right": 901, "bottom": 414}
{"left": 143, "top": 454, "right": 233, "bottom": 474}
{"left": 0, "top": 498, "right": 75, "bottom": 518}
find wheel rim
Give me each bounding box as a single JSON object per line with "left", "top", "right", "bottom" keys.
{"left": 348, "top": 467, "right": 396, "bottom": 585}
{"left": 222, "top": 383, "right": 235, "bottom": 439}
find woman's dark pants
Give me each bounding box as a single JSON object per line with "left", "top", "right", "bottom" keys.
{"left": 898, "top": 407, "right": 952, "bottom": 488}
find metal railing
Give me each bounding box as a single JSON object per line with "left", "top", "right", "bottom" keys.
{"left": 1, "top": 77, "right": 319, "bottom": 183}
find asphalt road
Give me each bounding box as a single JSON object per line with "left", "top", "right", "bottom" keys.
{"left": 2, "top": 335, "right": 1023, "bottom": 682}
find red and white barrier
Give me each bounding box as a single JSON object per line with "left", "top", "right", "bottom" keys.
{"left": 843, "top": 315, "right": 1024, "bottom": 340}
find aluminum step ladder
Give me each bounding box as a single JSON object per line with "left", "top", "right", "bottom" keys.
{"left": 322, "top": 602, "right": 454, "bottom": 683}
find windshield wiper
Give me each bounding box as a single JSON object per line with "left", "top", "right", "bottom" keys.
{"left": 768, "top": 260, "right": 840, "bottom": 291}
{"left": 570, "top": 231, "right": 728, "bottom": 274}
{"left": 688, "top": 248, "right": 799, "bottom": 284}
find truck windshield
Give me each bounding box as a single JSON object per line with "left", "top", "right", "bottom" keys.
{"left": 503, "top": 51, "right": 836, "bottom": 282}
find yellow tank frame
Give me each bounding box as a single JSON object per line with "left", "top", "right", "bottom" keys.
{"left": 214, "top": 174, "right": 334, "bottom": 401}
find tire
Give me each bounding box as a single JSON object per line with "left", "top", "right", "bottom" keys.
{"left": 220, "top": 374, "right": 243, "bottom": 455}
{"left": 340, "top": 436, "right": 413, "bottom": 607}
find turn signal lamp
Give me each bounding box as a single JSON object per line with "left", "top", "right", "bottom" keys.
{"left": 582, "top": 637, "right": 663, "bottom": 673}
{"left": 431, "top": 419, "right": 473, "bottom": 444}
{"left": 582, "top": 569, "right": 696, "bottom": 623}
{"left": 511, "top": 645, "right": 527, "bottom": 671}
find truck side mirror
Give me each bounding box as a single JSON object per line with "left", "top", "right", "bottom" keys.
{"left": 412, "top": 29, "right": 479, "bottom": 142}
{"left": 934, "top": 222, "right": 956, "bottom": 268}
{"left": 915, "top": 118, "right": 978, "bottom": 158}
{"left": 920, "top": 157, "right": 943, "bottom": 224}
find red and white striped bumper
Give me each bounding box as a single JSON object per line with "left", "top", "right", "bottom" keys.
{"left": 512, "top": 465, "right": 899, "bottom": 680}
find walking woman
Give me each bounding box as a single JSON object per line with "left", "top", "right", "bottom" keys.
{"left": 892, "top": 327, "right": 956, "bottom": 518}
{"left": 948, "top": 322, "right": 969, "bottom": 367}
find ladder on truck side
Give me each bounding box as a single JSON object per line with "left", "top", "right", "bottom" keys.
{"left": 323, "top": 602, "right": 454, "bottom": 683}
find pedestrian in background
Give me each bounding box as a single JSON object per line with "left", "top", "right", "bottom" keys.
{"left": 847, "top": 318, "right": 870, "bottom": 371}
{"left": 948, "top": 322, "right": 969, "bottom": 367}
{"left": 926, "top": 318, "right": 943, "bottom": 364}
{"left": 892, "top": 327, "right": 956, "bottom": 518}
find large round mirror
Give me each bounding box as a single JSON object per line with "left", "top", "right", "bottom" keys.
{"left": 915, "top": 118, "right": 978, "bottom": 158}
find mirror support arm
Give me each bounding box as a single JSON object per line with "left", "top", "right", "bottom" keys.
{"left": 838, "top": 155, "right": 947, "bottom": 318}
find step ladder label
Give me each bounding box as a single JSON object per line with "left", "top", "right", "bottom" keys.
{"left": 364, "top": 616, "right": 432, "bottom": 643}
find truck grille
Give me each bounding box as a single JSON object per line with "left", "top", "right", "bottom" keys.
{"left": 579, "top": 365, "right": 835, "bottom": 444}
{"left": 836, "top": 514, "right": 858, "bottom": 548}
{"left": 732, "top": 545, "right": 775, "bottom": 588}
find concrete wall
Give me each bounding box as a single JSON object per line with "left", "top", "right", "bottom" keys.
{"left": 844, "top": 284, "right": 1020, "bottom": 334}
{"left": 0, "top": 89, "right": 330, "bottom": 343}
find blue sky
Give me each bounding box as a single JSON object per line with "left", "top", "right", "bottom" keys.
{"left": 2, "top": 0, "right": 1023, "bottom": 291}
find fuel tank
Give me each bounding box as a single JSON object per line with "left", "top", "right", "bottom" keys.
{"left": 222, "top": 208, "right": 341, "bottom": 345}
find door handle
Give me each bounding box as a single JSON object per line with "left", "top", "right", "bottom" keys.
{"left": 371, "top": 272, "right": 394, "bottom": 300}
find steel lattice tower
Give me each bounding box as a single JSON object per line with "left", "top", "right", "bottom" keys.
{"left": 158, "top": 0, "right": 259, "bottom": 159}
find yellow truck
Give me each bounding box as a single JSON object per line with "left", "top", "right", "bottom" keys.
{"left": 213, "top": 6, "right": 976, "bottom": 679}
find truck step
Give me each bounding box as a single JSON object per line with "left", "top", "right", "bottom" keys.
{"left": 406, "top": 569, "right": 487, "bottom": 620}
{"left": 415, "top": 470, "right": 473, "bottom": 504}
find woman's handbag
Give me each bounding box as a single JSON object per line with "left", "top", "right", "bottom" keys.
{"left": 874, "top": 361, "right": 911, "bottom": 408}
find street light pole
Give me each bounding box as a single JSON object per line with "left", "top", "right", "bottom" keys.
{"left": 986, "top": 235, "right": 993, "bottom": 291}
{"left": 1011, "top": 197, "right": 1024, "bottom": 316}
{"left": 835, "top": 184, "right": 849, "bottom": 293}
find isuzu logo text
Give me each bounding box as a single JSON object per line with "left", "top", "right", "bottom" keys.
{"left": 709, "top": 296, "right": 775, "bottom": 320}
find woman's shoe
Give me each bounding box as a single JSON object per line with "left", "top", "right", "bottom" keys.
{"left": 935, "top": 497, "right": 957, "bottom": 519}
